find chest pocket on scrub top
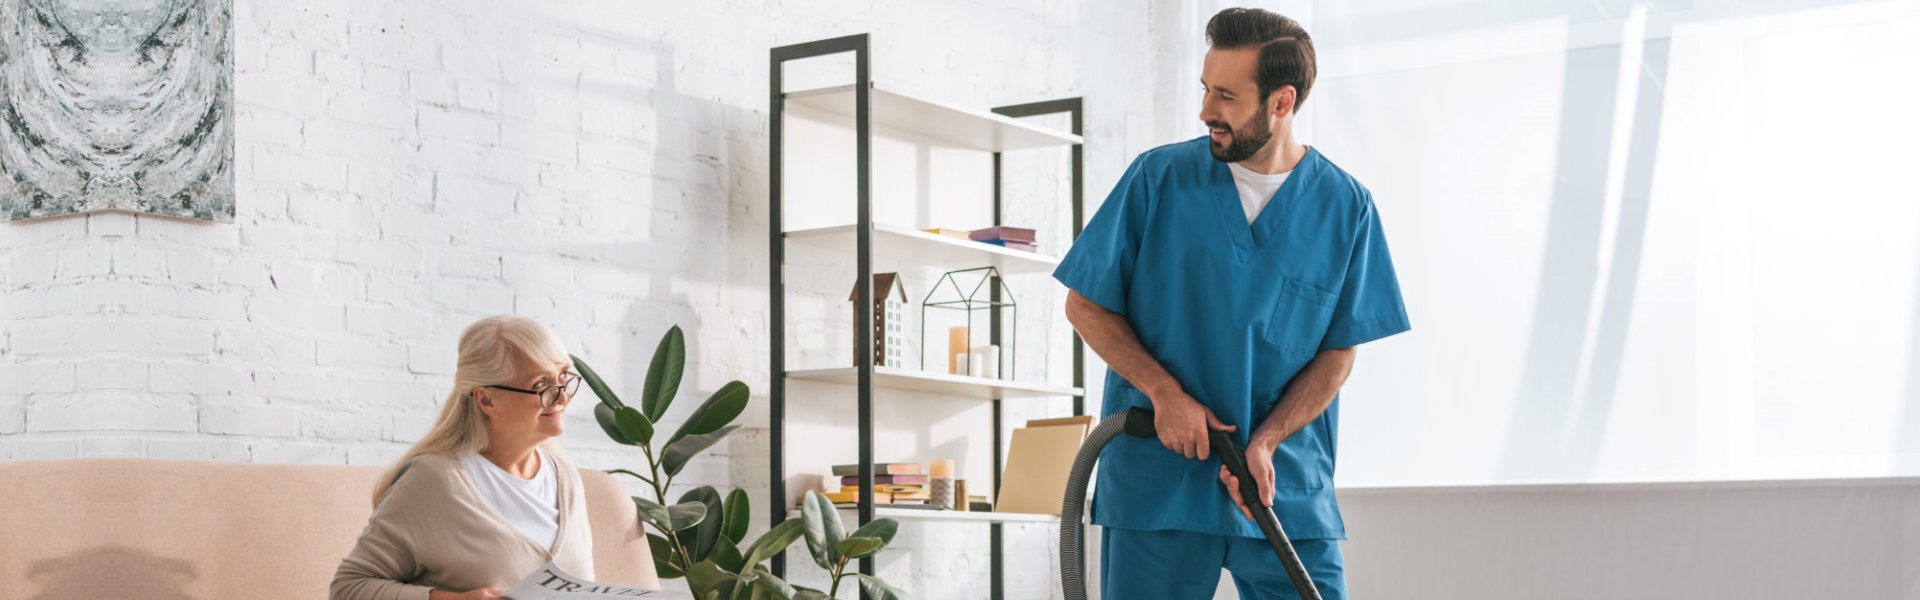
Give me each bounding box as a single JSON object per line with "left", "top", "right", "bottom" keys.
{"left": 1262, "top": 278, "right": 1337, "bottom": 357}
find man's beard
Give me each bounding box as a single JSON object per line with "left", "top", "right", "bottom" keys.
{"left": 1207, "top": 106, "right": 1273, "bottom": 163}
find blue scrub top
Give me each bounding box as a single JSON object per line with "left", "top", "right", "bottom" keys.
{"left": 1054, "top": 136, "right": 1410, "bottom": 540}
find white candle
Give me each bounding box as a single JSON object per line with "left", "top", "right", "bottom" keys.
{"left": 969, "top": 345, "right": 1000, "bottom": 379}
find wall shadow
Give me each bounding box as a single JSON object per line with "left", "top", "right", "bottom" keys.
{"left": 1496, "top": 40, "right": 1626, "bottom": 480}
{"left": 1558, "top": 38, "right": 1672, "bottom": 475}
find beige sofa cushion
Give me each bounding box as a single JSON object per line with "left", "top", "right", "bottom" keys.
{"left": 0, "top": 458, "right": 653, "bottom": 600}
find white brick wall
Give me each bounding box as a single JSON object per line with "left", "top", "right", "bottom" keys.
{"left": 0, "top": 1, "right": 1191, "bottom": 598}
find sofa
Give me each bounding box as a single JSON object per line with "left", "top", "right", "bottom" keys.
{"left": 0, "top": 458, "right": 657, "bottom": 599}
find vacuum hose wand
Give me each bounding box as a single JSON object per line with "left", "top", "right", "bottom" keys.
{"left": 1060, "top": 407, "right": 1323, "bottom": 600}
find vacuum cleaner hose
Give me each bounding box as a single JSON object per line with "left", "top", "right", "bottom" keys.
{"left": 1058, "top": 409, "right": 1129, "bottom": 600}
{"left": 1060, "top": 407, "right": 1324, "bottom": 600}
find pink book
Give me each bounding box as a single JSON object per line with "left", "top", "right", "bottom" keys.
{"left": 969, "top": 226, "right": 1036, "bottom": 243}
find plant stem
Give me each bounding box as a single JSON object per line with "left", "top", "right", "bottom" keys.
{"left": 828, "top": 556, "right": 847, "bottom": 597}
{"left": 606, "top": 468, "right": 655, "bottom": 484}
{"left": 639, "top": 445, "right": 696, "bottom": 569}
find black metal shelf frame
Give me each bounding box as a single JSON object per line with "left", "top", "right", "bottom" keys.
{"left": 768, "top": 33, "right": 1086, "bottom": 600}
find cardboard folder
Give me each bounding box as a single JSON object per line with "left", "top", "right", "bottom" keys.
{"left": 995, "top": 417, "right": 1093, "bottom": 515}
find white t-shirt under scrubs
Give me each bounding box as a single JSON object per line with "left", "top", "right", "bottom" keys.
{"left": 1227, "top": 161, "right": 1293, "bottom": 224}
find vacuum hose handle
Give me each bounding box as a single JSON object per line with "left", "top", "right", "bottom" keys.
{"left": 1117, "top": 406, "right": 1325, "bottom": 600}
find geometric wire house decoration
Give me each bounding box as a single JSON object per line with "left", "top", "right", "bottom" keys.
{"left": 920, "top": 266, "right": 1016, "bottom": 378}
{"left": 848, "top": 272, "right": 908, "bottom": 368}
{"left": 0, "top": 0, "right": 236, "bottom": 223}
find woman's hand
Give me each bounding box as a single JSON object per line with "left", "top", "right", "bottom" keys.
{"left": 429, "top": 587, "right": 505, "bottom": 600}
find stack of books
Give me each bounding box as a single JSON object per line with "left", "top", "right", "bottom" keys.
{"left": 824, "top": 463, "right": 932, "bottom": 508}
{"left": 969, "top": 226, "right": 1037, "bottom": 253}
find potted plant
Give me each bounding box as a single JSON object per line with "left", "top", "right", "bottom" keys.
{"left": 574, "top": 326, "right": 908, "bottom": 599}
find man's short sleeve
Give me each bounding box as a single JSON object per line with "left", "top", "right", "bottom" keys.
{"left": 1054, "top": 156, "right": 1152, "bottom": 316}
{"left": 1321, "top": 201, "right": 1411, "bottom": 349}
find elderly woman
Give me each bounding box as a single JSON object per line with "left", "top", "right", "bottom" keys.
{"left": 332, "top": 315, "right": 594, "bottom": 600}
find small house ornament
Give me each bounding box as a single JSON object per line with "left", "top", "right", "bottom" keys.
{"left": 849, "top": 273, "right": 908, "bottom": 368}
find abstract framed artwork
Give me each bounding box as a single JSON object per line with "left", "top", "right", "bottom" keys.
{"left": 1, "top": 0, "right": 234, "bottom": 223}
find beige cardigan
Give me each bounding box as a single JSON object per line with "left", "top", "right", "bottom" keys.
{"left": 331, "top": 451, "right": 596, "bottom": 600}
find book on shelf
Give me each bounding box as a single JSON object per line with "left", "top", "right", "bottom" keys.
{"left": 921, "top": 228, "right": 974, "bottom": 240}
{"left": 969, "top": 226, "right": 1036, "bottom": 243}
{"left": 841, "top": 484, "right": 924, "bottom": 494}
{"left": 974, "top": 239, "right": 1038, "bottom": 252}
{"left": 825, "top": 491, "right": 892, "bottom": 504}
{"left": 831, "top": 463, "right": 922, "bottom": 477}
{"left": 841, "top": 474, "right": 927, "bottom": 486}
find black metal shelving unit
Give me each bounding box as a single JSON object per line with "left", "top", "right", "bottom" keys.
{"left": 769, "top": 33, "right": 1087, "bottom": 599}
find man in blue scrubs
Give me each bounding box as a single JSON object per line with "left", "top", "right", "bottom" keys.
{"left": 1055, "top": 8, "right": 1410, "bottom": 599}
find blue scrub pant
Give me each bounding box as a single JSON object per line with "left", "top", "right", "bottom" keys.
{"left": 1100, "top": 526, "right": 1345, "bottom": 600}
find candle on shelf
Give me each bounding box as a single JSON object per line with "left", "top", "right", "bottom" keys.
{"left": 970, "top": 345, "right": 1000, "bottom": 379}
{"left": 949, "top": 327, "right": 970, "bottom": 375}
{"left": 929, "top": 460, "right": 956, "bottom": 509}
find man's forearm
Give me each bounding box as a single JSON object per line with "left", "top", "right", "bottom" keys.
{"left": 1064, "top": 290, "right": 1183, "bottom": 400}
{"left": 1250, "top": 347, "right": 1356, "bottom": 451}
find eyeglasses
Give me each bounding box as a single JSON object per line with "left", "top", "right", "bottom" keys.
{"left": 484, "top": 372, "right": 581, "bottom": 410}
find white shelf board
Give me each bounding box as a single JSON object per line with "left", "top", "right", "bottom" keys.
{"left": 784, "top": 85, "right": 1083, "bottom": 152}
{"left": 785, "top": 366, "right": 1082, "bottom": 399}
{"left": 787, "top": 507, "right": 1059, "bottom": 525}
{"left": 784, "top": 224, "right": 1059, "bottom": 275}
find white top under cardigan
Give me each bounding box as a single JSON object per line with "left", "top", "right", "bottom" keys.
{"left": 460, "top": 448, "right": 560, "bottom": 551}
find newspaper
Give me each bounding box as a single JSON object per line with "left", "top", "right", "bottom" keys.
{"left": 503, "top": 560, "right": 654, "bottom": 600}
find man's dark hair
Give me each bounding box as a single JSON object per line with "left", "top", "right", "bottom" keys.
{"left": 1206, "top": 8, "right": 1316, "bottom": 113}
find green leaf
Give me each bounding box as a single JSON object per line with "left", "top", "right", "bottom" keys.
{"left": 670, "top": 380, "right": 750, "bottom": 445}
{"left": 709, "top": 533, "right": 745, "bottom": 573}
{"left": 642, "top": 326, "right": 686, "bottom": 422}
{"left": 648, "top": 533, "right": 685, "bottom": 578}
{"left": 634, "top": 497, "right": 672, "bottom": 533}
{"left": 668, "top": 500, "right": 709, "bottom": 531}
{"left": 792, "top": 588, "right": 832, "bottom": 600}
{"left": 747, "top": 569, "right": 795, "bottom": 599}
{"left": 854, "top": 574, "right": 906, "bottom": 600}
{"left": 722, "top": 488, "right": 751, "bottom": 543}
{"left": 614, "top": 405, "right": 655, "bottom": 446}
{"left": 848, "top": 518, "right": 899, "bottom": 548}
{"left": 834, "top": 536, "right": 884, "bottom": 559}
{"left": 572, "top": 354, "right": 623, "bottom": 408}
{"left": 594, "top": 403, "right": 635, "bottom": 446}
{"left": 662, "top": 424, "right": 741, "bottom": 477}
{"left": 729, "top": 570, "right": 758, "bottom": 600}
{"left": 741, "top": 519, "right": 806, "bottom": 569}
{"left": 799, "top": 491, "right": 844, "bottom": 570}
{"left": 685, "top": 559, "right": 734, "bottom": 597}
{"left": 678, "top": 486, "right": 725, "bottom": 563}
